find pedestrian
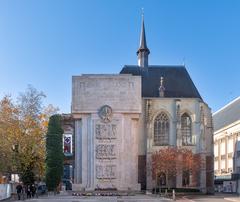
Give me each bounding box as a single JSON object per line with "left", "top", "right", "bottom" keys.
{"left": 35, "top": 183, "right": 39, "bottom": 198}
{"left": 26, "top": 185, "right": 31, "bottom": 199}
{"left": 30, "top": 184, "right": 36, "bottom": 198}
{"left": 16, "top": 183, "right": 23, "bottom": 200}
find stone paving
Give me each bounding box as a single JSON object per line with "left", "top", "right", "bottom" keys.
{"left": 11, "top": 193, "right": 240, "bottom": 202}
{"left": 11, "top": 194, "right": 172, "bottom": 202}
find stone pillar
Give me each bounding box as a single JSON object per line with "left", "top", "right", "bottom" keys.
{"left": 199, "top": 154, "right": 206, "bottom": 193}
{"left": 175, "top": 100, "right": 181, "bottom": 147}
{"left": 225, "top": 136, "right": 228, "bottom": 172}
{"left": 176, "top": 155, "right": 182, "bottom": 188}
{"left": 131, "top": 118, "right": 141, "bottom": 190}
{"left": 86, "top": 116, "right": 94, "bottom": 190}
{"left": 218, "top": 140, "right": 221, "bottom": 174}
{"left": 74, "top": 119, "right": 82, "bottom": 184}
{"left": 81, "top": 115, "right": 91, "bottom": 189}
{"left": 146, "top": 153, "right": 153, "bottom": 191}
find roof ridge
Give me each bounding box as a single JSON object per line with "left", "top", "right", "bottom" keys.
{"left": 213, "top": 96, "right": 240, "bottom": 115}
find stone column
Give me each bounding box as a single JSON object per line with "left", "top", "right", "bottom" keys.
{"left": 225, "top": 136, "right": 228, "bottom": 172}
{"left": 74, "top": 119, "right": 82, "bottom": 184}
{"left": 86, "top": 116, "right": 94, "bottom": 190}
{"left": 146, "top": 153, "right": 153, "bottom": 191}
{"left": 81, "top": 115, "right": 90, "bottom": 189}
{"left": 175, "top": 100, "right": 181, "bottom": 147}
{"left": 199, "top": 154, "right": 206, "bottom": 193}
{"left": 176, "top": 154, "right": 182, "bottom": 188}
{"left": 218, "top": 140, "right": 221, "bottom": 174}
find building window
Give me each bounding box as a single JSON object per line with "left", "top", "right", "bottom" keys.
{"left": 181, "top": 113, "right": 192, "bottom": 145}
{"left": 63, "top": 134, "right": 72, "bottom": 155}
{"left": 154, "top": 112, "right": 169, "bottom": 146}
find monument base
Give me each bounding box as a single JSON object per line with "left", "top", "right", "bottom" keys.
{"left": 72, "top": 184, "right": 85, "bottom": 191}
{"left": 72, "top": 183, "right": 141, "bottom": 192}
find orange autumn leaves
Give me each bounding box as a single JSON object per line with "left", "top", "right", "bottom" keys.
{"left": 152, "top": 147, "right": 201, "bottom": 188}
{"left": 0, "top": 86, "right": 58, "bottom": 180}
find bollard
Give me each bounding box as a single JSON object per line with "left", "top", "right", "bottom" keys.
{"left": 172, "top": 189, "right": 176, "bottom": 201}
{"left": 165, "top": 189, "right": 167, "bottom": 196}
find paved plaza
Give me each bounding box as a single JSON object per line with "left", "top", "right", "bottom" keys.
{"left": 10, "top": 193, "right": 240, "bottom": 202}
{"left": 12, "top": 194, "right": 171, "bottom": 202}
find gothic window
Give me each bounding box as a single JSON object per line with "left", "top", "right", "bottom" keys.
{"left": 154, "top": 112, "right": 169, "bottom": 146}
{"left": 181, "top": 113, "right": 192, "bottom": 145}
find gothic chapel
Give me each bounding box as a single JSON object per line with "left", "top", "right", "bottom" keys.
{"left": 61, "top": 16, "right": 214, "bottom": 193}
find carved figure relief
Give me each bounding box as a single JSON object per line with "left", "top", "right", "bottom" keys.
{"left": 95, "top": 124, "right": 117, "bottom": 139}
{"left": 96, "top": 144, "right": 116, "bottom": 159}
{"left": 96, "top": 165, "right": 116, "bottom": 179}
{"left": 99, "top": 105, "right": 113, "bottom": 123}
{"left": 95, "top": 116, "right": 118, "bottom": 185}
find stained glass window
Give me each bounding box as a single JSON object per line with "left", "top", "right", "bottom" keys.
{"left": 181, "top": 113, "right": 192, "bottom": 145}
{"left": 154, "top": 113, "right": 169, "bottom": 146}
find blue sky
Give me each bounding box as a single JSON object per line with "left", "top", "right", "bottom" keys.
{"left": 0, "top": 0, "right": 239, "bottom": 113}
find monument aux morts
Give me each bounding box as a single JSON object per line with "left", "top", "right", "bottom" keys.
{"left": 61, "top": 16, "right": 214, "bottom": 193}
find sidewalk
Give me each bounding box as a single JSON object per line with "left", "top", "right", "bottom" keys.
{"left": 224, "top": 197, "right": 240, "bottom": 202}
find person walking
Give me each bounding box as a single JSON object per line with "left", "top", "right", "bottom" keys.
{"left": 26, "top": 185, "right": 31, "bottom": 199}
{"left": 16, "top": 183, "right": 23, "bottom": 200}
{"left": 30, "top": 184, "right": 36, "bottom": 198}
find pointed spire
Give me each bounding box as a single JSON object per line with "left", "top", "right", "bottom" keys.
{"left": 137, "top": 9, "right": 150, "bottom": 68}
{"left": 139, "top": 11, "right": 148, "bottom": 50}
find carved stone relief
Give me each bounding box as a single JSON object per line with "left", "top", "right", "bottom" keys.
{"left": 96, "top": 165, "right": 116, "bottom": 179}
{"left": 95, "top": 116, "right": 118, "bottom": 186}
{"left": 98, "top": 105, "right": 113, "bottom": 123}
{"left": 175, "top": 101, "right": 181, "bottom": 146}
{"left": 96, "top": 144, "right": 116, "bottom": 159}
{"left": 95, "top": 124, "right": 117, "bottom": 139}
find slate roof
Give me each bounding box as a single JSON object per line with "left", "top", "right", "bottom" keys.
{"left": 213, "top": 97, "right": 240, "bottom": 132}
{"left": 120, "top": 65, "right": 202, "bottom": 99}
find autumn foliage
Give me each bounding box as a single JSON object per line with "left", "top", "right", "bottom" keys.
{"left": 152, "top": 147, "right": 201, "bottom": 189}
{"left": 0, "top": 85, "right": 58, "bottom": 184}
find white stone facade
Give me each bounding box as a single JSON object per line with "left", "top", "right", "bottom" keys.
{"left": 213, "top": 97, "right": 240, "bottom": 193}
{"left": 66, "top": 74, "right": 214, "bottom": 193}
{"left": 71, "top": 74, "right": 142, "bottom": 191}
{"left": 143, "top": 98, "right": 213, "bottom": 193}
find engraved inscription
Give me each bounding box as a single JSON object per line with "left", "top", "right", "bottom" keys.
{"left": 96, "top": 144, "right": 116, "bottom": 159}
{"left": 95, "top": 124, "right": 117, "bottom": 139}
{"left": 96, "top": 165, "right": 116, "bottom": 179}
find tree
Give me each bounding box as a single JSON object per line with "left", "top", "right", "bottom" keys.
{"left": 152, "top": 147, "right": 177, "bottom": 191}
{"left": 0, "top": 85, "right": 58, "bottom": 184}
{"left": 181, "top": 149, "right": 201, "bottom": 187}
{"left": 45, "top": 114, "right": 64, "bottom": 191}
{"left": 0, "top": 96, "right": 20, "bottom": 174}
{"left": 152, "top": 147, "right": 201, "bottom": 191}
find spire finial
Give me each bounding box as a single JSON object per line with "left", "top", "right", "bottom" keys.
{"left": 160, "top": 77, "right": 164, "bottom": 86}
{"left": 141, "top": 8, "right": 144, "bottom": 17}
{"left": 159, "top": 77, "right": 165, "bottom": 97}
{"left": 182, "top": 57, "right": 186, "bottom": 66}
